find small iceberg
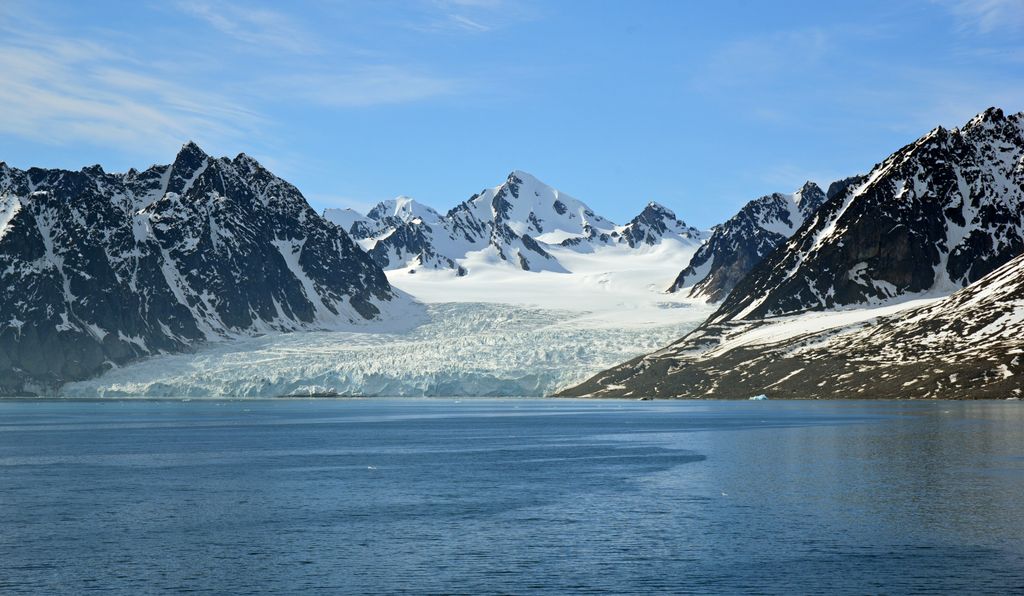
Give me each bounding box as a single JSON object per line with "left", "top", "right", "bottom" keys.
{"left": 749, "top": 394, "right": 768, "bottom": 401}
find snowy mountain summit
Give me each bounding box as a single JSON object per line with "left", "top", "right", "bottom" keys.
{"left": 366, "top": 196, "right": 441, "bottom": 224}
{"left": 0, "top": 142, "right": 407, "bottom": 394}
{"left": 328, "top": 170, "right": 705, "bottom": 274}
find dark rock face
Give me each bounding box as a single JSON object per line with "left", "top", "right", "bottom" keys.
{"left": 365, "top": 220, "right": 459, "bottom": 270}
{"left": 0, "top": 143, "right": 396, "bottom": 395}
{"left": 559, "top": 251, "right": 1024, "bottom": 400}
{"left": 712, "top": 108, "right": 1024, "bottom": 323}
{"left": 668, "top": 181, "right": 826, "bottom": 301}
{"left": 826, "top": 175, "right": 865, "bottom": 200}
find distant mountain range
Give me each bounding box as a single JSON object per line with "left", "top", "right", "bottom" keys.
{"left": 3, "top": 107, "right": 1023, "bottom": 398}
{"left": 561, "top": 107, "right": 1024, "bottom": 399}
{"left": 324, "top": 170, "right": 705, "bottom": 275}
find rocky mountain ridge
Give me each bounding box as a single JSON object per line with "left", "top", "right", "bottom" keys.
{"left": 713, "top": 107, "right": 1024, "bottom": 323}
{"left": 560, "top": 107, "right": 1024, "bottom": 399}
{"left": 326, "top": 171, "right": 706, "bottom": 274}
{"left": 0, "top": 142, "right": 404, "bottom": 394}
{"left": 668, "top": 181, "right": 828, "bottom": 301}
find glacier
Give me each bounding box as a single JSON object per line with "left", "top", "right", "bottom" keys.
{"left": 61, "top": 301, "right": 707, "bottom": 397}
{"left": 61, "top": 201, "right": 711, "bottom": 398}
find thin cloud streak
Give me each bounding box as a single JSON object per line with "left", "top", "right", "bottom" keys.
{"left": 694, "top": 28, "right": 831, "bottom": 91}
{"left": 0, "top": 31, "right": 262, "bottom": 156}
{"left": 405, "top": 0, "right": 531, "bottom": 34}
{"left": 449, "top": 15, "right": 492, "bottom": 32}
{"left": 277, "top": 66, "right": 460, "bottom": 108}
{"left": 0, "top": 6, "right": 466, "bottom": 160}
{"left": 175, "top": 0, "right": 322, "bottom": 54}
{"left": 939, "top": 0, "right": 1024, "bottom": 33}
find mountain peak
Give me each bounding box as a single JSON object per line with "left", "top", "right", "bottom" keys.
{"left": 177, "top": 140, "right": 209, "bottom": 158}
{"left": 367, "top": 196, "right": 440, "bottom": 223}
{"left": 506, "top": 170, "right": 546, "bottom": 187}
{"left": 971, "top": 106, "right": 1005, "bottom": 125}
{"left": 639, "top": 201, "right": 675, "bottom": 218}
{"left": 793, "top": 181, "right": 825, "bottom": 212}
{"left": 166, "top": 141, "right": 213, "bottom": 195}
{"left": 232, "top": 152, "right": 260, "bottom": 167}
{"left": 172, "top": 141, "right": 209, "bottom": 170}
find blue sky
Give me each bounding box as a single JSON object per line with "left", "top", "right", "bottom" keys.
{"left": 1, "top": 0, "right": 1022, "bottom": 227}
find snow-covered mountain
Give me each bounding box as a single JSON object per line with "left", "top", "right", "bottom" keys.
{"left": 712, "top": 107, "right": 1024, "bottom": 323}
{"left": 560, "top": 250, "right": 1024, "bottom": 399}
{"left": 324, "top": 196, "right": 443, "bottom": 239}
{"left": 668, "top": 181, "right": 827, "bottom": 301}
{"left": 561, "top": 106, "right": 1024, "bottom": 399}
{"left": 366, "top": 196, "right": 441, "bottom": 224}
{"left": 322, "top": 207, "right": 373, "bottom": 235}
{"left": 0, "top": 142, "right": 408, "bottom": 395}
{"left": 337, "top": 170, "right": 705, "bottom": 274}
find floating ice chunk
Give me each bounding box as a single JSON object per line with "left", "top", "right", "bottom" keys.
{"left": 749, "top": 394, "right": 769, "bottom": 400}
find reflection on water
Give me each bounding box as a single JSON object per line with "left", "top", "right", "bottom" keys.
{"left": 0, "top": 399, "right": 1021, "bottom": 594}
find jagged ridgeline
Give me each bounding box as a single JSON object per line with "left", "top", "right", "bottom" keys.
{"left": 325, "top": 170, "right": 706, "bottom": 273}
{"left": 668, "top": 180, "right": 833, "bottom": 301}
{"left": 714, "top": 107, "right": 1024, "bottom": 322}
{"left": 561, "top": 107, "right": 1024, "bottom": 399}
{"left": 0, "top": 142, "right": 401, "bottom": 395}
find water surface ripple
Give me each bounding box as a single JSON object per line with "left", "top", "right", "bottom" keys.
{"left": 1, "top": 399, "right": 1022, "bottom": 594}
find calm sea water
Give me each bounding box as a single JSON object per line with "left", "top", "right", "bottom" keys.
{"left": 1, "top": 399, "right": 1022, "bottom": 594}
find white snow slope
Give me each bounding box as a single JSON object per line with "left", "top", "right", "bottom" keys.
{"left": 347, "top": 170, "right": 706, "bottom": 273}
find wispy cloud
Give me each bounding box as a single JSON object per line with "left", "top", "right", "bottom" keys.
{"left": 448, "top": 14, "right": 491, "bottom": 32}
{"left": 939, "top": 0, "right": 1024, "bottom": 33}
{"left": 175, "top": 0, "right": 321, "bottom": 54}
{"left": 694, "top": 28, "right": 831, "bottom": 91}
{"left": 406, "top": 0, "right": 529, "bottom": 34}
{"left": 695, "top": 19, "right": 1024, "bottom": 132}
{"left": 0, "top": 27, "right": 262, "bottom": 157}
{"left": 0, "top": 3, "right": 466, "bottom": 159}
{"left": 278, "top": 66, "right": 459, "bottom": 107}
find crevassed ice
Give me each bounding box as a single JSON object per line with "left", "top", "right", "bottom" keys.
{"left": 61, "top": 302, "right": 704, "bottom": 398}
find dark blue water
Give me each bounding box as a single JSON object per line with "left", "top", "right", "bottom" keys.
{"left": 1, "top": 399, "right": 1022, "bottom": 594}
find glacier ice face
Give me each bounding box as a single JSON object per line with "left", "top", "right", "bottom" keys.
{"left": 60, "top": 302, "right": 707, "bottom": 398}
